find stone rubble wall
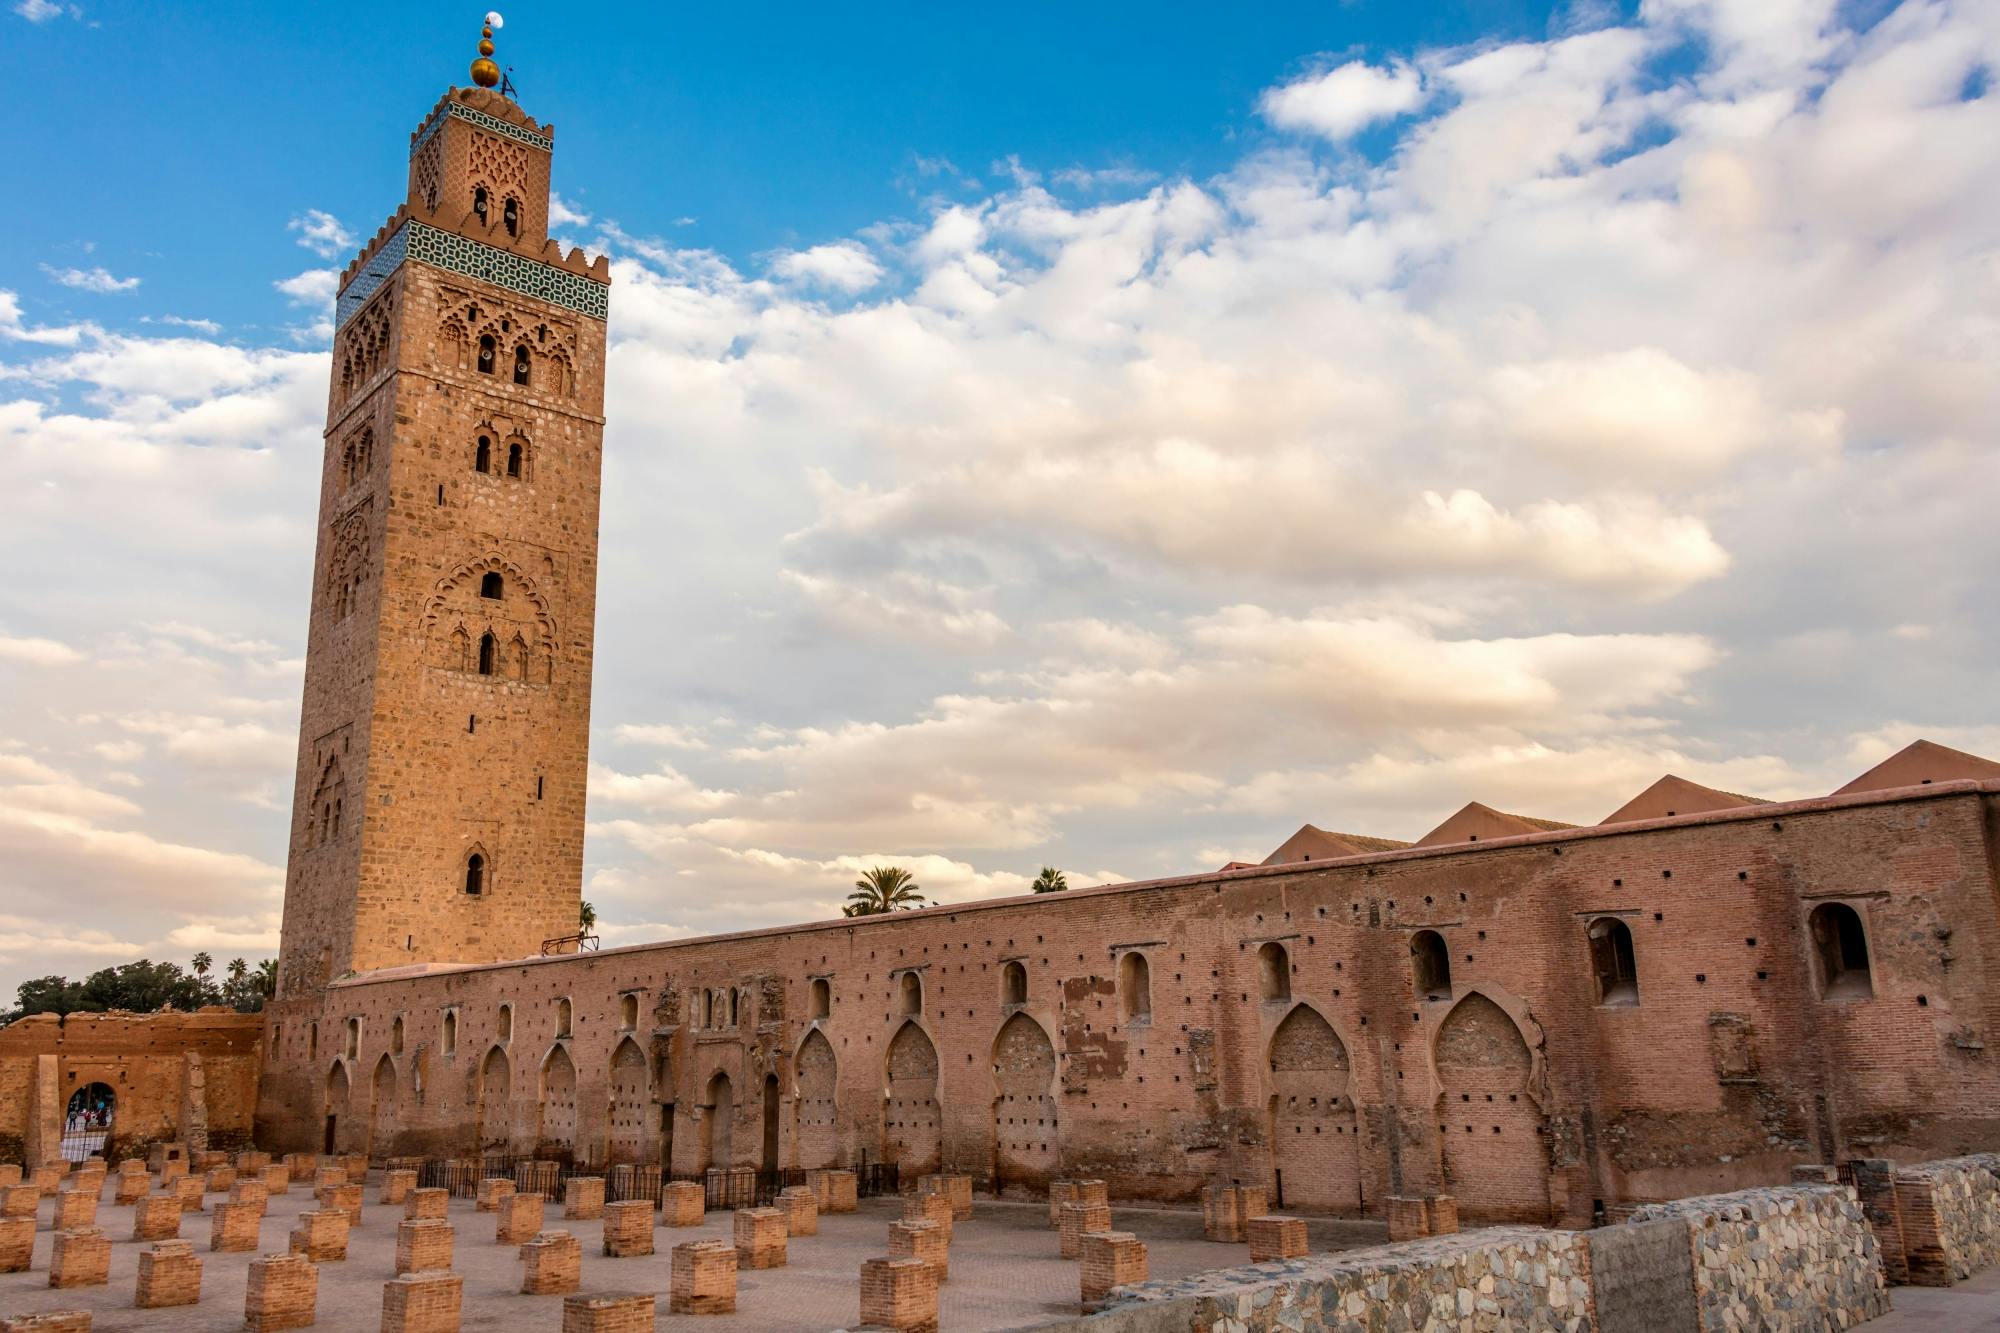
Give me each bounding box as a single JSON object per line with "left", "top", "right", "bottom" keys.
{"left": 1891, "top": 1153, "right": 2000, "bottom": 1285}
{"left": 1630, "top": 1185, "right": 1889, "bottom": 1332}
{"left": 1040, "top": 1183, "right": 1897, "bottom": 1333}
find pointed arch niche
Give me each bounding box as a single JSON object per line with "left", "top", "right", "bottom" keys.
{"left": 1432, "top": 991, "right": 1550, "bottom": 1223}
{"left": 1267, "top": 1003, "right": 1360, "bottom": 1212}
{"left": 884, "top": 1021, "right": 941, "bottom": 1178}
{"left": 991, "top": 1011, "right": 1058, "bottom": 1195}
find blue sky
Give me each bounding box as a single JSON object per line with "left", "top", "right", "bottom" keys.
{"left": 2, "top": 2, "right": 1633, "bottom": 338}
{"left": 0, "top": 0, "right": 1995, "bottom": 997}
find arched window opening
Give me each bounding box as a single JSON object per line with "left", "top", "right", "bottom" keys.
{"left": 556, "top": 997, "right": 573, "bottom": 1039}
{"left": 728, "top": 989, "right": 739, "bottom": 1026}
{"left": 1001, "top": 960, "right": 1027, "bottom": 1007}
{"left": 442, "top": 1011, "right": 457, "bottom": 1056}
{"left": 477, "top": 632, "right": 497, "bottom": 676}
{"left": 899, "top": 972, "right": 922, "bottom": 1016}
{"left": 702, "top": 990, "right": 714, "bottom": 1028}
{"left": 1119, "top": 952, "right": 1151, "bottom": 1022}
{"left": 503, "top": 197, "right": 519, "bottom": 237}
{"left": 309, "top": 1023, "right": 318, "bottom": 1060}
{"left": 498, "top": 1004, "right": 513, "bottom": 1043}
{"left": 1412, "top": 930, "right": 1452, "bottom": 1001}
{"left": 1258, "top": 942, "right": 1291, "bottom": 1003}
{"left": 475, "top": 435, "right": 491, "bottom": 473}
{"left": 345, "top": 1017, "right": 359, "bottom": 1060}
{"left": 391, "top": 1015, "right": 405, "bottom": 1055}
{"left": 480, "top": 571, "right": 503, "bottom": 600}
{"left": 464, "top": 853, "right": 485, "bottom": 896}
{"left": 473, "top": 186, "right": 489, "bottom": 223}
{"left": 1588, "top": 918, "right": 1640, "bottom": 1006}
{"left": 620, "top": 994, "right": 639, "bottom": 1030}
{"left": 513, "top": 346, "right": 531, "bottom": 386}
{"left": 477, "top": 335, "right": 496, "bottom": 375}
{"left": 810, "top": 977, "right": 830, "bottom": 1020}
{"left": 1810, "top": 903, "right": 1873, "bottom": 1000}
{"left": 506, "top": 442, "right": 523, "bottom": 478}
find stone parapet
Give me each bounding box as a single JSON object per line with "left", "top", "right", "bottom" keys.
{"left": 1891, "top": 1153, "right": 2000, "bottom": 1285}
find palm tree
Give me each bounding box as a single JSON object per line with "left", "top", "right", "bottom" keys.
{"left": 1031, "top": 867, "right": 1069, "bottom": 894}
{"left": 845, "top": 866, "right": 926, "bottom": 916}
{"left": 253, "top": 959, "right": 277, "bottom": 996}
{"left": 579, "top": 900, "right": 598, "bottom": 934}
{"left": 190, "top": 952, "right": 212, "bottom": 980}
{"left": 227, "top": 958, "right": 248, "bottom": 986}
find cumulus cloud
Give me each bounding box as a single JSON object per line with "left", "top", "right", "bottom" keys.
{"left": 770, "top": 242, "right": 886, "bottom": 293}
{"left": 1260, "top": 59, "right": 1426, "bottom": 140}
{"left": 0, "top": 632, "right": 83, "bottom": 666}
{"left": 42, "top": 264, "right": 140, "bottom": 294}
{"left": 287, "top": 210, "right": 354, "bottom": 259}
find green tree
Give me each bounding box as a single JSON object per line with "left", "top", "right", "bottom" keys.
{"left": 1030, "top": 866, "right": 1069, "bottom": 894}
{"left": 844, "top": 866, "right": 927, "bottom": 916}
{"left": 226, "top": 958, "right": 248, "bottom": 986}
{"left": 190, "top": 952, "right": 213, "bottom": 980}
{"left": 579, "top": 900, "right": 598, "bottom": 934}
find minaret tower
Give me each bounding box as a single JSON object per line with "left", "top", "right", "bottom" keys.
{"left": 276, "top": 19, "right": 610, "bottom": 989}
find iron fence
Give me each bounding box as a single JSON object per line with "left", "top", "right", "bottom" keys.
{"left": 415, "top": 1156, "right": 900, "bottom": 1207}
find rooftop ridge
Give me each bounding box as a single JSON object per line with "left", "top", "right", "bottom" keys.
{"left": 410, "top": 85, "right": 554, "bottom": 151}
{"left": 326, "top": 774, "right": 2000, "bottom": 992}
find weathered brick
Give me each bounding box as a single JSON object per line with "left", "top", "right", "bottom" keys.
{"left": 173, "top": 1175, "right": 205, "bottom": 1214}
{"left": 1080, "top": 1231, "right": 1147, "bottom": 1309}
{"left": 289, "top": 1208, "right": 350, "bottom": 1262}
{"left": 1060, "top": 1201, "right": 1113, "bottom": 1259}
{"left": 113, "top": 1172, "right": 150, "bottom": 1206}
{"left": 889, "top": 1218, "right": 949, "bottom": 1283}
{"left": 319, "top": 1181, "right": 364, "bottom": 1227}
{"left": 904, "top": 1190, "right": 953, "bottom": 1244}
{"left": 560, "top": 1293, "right": 655, "bottom": 1333}
{"left": 1247, "top": 1214, "right": 1309, "bottom": 1262}
{"left": 51, "top": 1188, "right": 96, "bottom": 1232}
{"left": 396, "top": 1218, "right": 454, "bottom": 1274}
{"left": 860, "top": 1255, "right": 937, "bottom": 1333}
{"left": 381, "top": 1270, "right": 462, "bottom": 1333}
{"left": 263, "top": 1164, "right": 292, "bottom": 1197}
{"left": 212, "top": 1199, "right": 266, "bottom": 1251}
{"left": 0, "top": 1185, "right": 38, "bottom": 1218}
{"left": 661, "top": 1180, "right": 703, "bottom": 1227}
{"left": 601, "top": 1199, "right": 654, "bottom": 1257}
{"left": 821, "top": 1169, "right": 858, "bottom": 1214}
{"left": 562, "top": 1175, "right": 604, "bottom": 1220}
{"left": 246, "top": 1252, "right": 318, "bottom": 1332}
{"left": 520, "top": 1228, "right": 581, "bottom": 1295}
{"left": 49, "top": 1227, "right": 110, "bottom": 1288}
{"left": 733, "top": 1206, "right": 787, "bottom": 1269}
{"left": 919, "top": 1173, "right": 974, "bottom": 1221}
{"left": 670, "top": 1239, "right": 737, "bottom": 1314}
{"left": 206, "top": 1165, "right": 237, "bottom": 1194}
{"left": 495, "top": 1190, "right": 544, "bottom": 1244}
{"left": 0, "top": 1216, "right": 36, "bottom": 1273}
{"left": 777, "top": 1185, "right": 818, "bottom": 1237}
{"left": 380, "top": 1169, "right": 417, "bottom": 1206}
{"left": 135, "top": 1239, "right": 202, "bottom": 1308}
{"left": 1385, "top": 1194, "right": 1431, "bottom": 1242}
{"left": 0, "top": 1313, "right": 91, "bottom": 1333}
{"left": 1201, "top": 1183, "right": 1264, "bottom": 1243}
{"left": 133, "top": 1193, "right": 183, "bottom": 1242}
{"left": 474, "top": 1177, "right": 513, "bottom": 1213}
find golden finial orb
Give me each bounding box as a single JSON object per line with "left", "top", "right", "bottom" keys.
{"left": 470, "top": 11, "right": 504, "bottom": 88}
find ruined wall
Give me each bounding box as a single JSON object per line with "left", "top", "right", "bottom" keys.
{"left": 0, "top": 1009, "right": 263, "bottom": 1164}
{"left": 255, "top": 782, "right": 2000, "bottom": 1223}
{"left": 1890, "top": 1152, "right": 2000, "bottom": 1284}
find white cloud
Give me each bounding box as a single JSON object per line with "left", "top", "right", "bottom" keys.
{"left": 612, "top": 723, "right": 709, "bottom": 750}
{"left": 274, "top": 269, "right": 336, "bottom": 311}
{"left": 1261, "top": 60, "right": 1425, "bottom": 141}
{"left": 0, "top": 632, "right": 83, "bottom": 666}
{"left": 770, "top": 242, "right": 886, "bottom": 293}
{"left": 41, "top": 264, "right": 140, "bottom": 294}
{"left": 287, "top": 210, "right": 354, "bottom": 260}
{"left": 549, "top": 193, "right": 592, "bottom": 229}
{"left": 12, "top": 0, "right": 76, "bottom": 22}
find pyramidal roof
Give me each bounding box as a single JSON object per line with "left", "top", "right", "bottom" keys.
{"left": 1599, "top": 774, "right": 1768, "bottom": 826}
{"left": 1413, "top": 801, "right": 1577, "bottom": 849}
{"left": 1833, "top": 739, "right": 2000, "bottom": 796}
{"left": 1261, "top": 823, "right": 1412, "bottom": 866}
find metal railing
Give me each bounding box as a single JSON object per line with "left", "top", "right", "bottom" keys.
{"left": 413, "top": 1156, "right": 900, "bottom": 1207}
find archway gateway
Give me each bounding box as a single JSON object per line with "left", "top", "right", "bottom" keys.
{"left": 61, "top": 1082, "right": 115, "bottom": 1162}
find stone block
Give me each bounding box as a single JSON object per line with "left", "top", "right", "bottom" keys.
{"left": 1201, "top": 1183, "right": 1265, "bottom": 1243}
{"left": 194, "top": 1151, "right": 229, "bottom": 1172}
{"left": 563, "top": 1175, "right": 604, "bottom": 1220}
{"left": 236, "top": 1150, "right": 272, "bottom": 1174}
{"left": 0, "top": 1165, "right": 18, "bottom": 1187}
{"left": 777, "top": 1185, "right": 818, "bottom": 1236}
{"left": 282, "top": 1151, "right": 318, "bottom": 1178}
{"left": 1247, "top": 1214, "right": 1308, "bottom": 1262}
{"left": 157, "top": 1157, "right": 188, "bottom": 1187}
{"left": 173, "top": 1175, "right": 205, "bottom": 1213}
{"left": 232, "top": 1178, "right": 270, "bottom": 1214}
{"left": 860, "top": 1255, "right": 937, "bottom": 1333}
{"left": 821, "top": 1168, "right": 858, "bottom": 1214}
{"left": 903, "top": 1190, "right": 953, "bottom": 1244}
{"left": 890, "top": 1218, "right": 949, "bottom": 1283}
{"left": 263, "top": 1163, "right": 292, "bottom": 1197}
{"left": 0, "top": 1185, "right": 38, "bottom": 1218}
{"left": 661, "top": 1180, "right": 704, "bottom": 1227}
{"left": 319, "top": 1181, "right": 364, "bottom": 1227}
{"left": 380, "top": 1169, "right": 417, "bottom": 1206}
{"left": 1080, "top": 1231, "right": 1147, "bottom": 1309}
{"left": 211, "top": 1199, "right": 265, "bottom": 1252}
{"left": 313, "top": 1166, "right": 347, "bottom": 1193}
{"left": 670, "top": 1239, "right": 738, "bottom": 1314}
{"left": 135, "top": 1239, "right": 202, "bottom": 1308}
{"left": 381, "top": 1270, "right": 462, "bottom": 1333}
{"left": 601, "top": 1199, "right": 655, "bottom": 1257}
{"left": 496, "top": 1191, "right": 545, "bottom": 1244}
{"left": 344, "top": 1154, "right": 369, "bottom": 1185}
{"left": 733, "top": 1206, "right": 787, "bottom": 1269}
{"left": 113, "top": 1173, "right": 149, "bottom": 1206}
{"left": 0, "top": 1314, "right": 91, "bottom": 1333}
{"left": 133, "top": 1194, "right": 183, "bottom": 1242}
{"left": 1793, "top": 1164, "right": 1841, "bottom": 1184}
{"left": 920, "top": 1173, "right": 974, "bottom": 1221}
{"left": 206, "top": 1165, "right": 237, "bottom": 1194}
{"left": 560, "top": 1293, "right": 655, "bottom": 1333}
{"left": 520, "top": 1229, "right": 581, "bottom": 1295}
{"left": 50, "top": 1227, "right": 110, "bottom": 1288}
{"left": 475, "top": 1177, "right": 514, "bottom": 1212}
{"left": 31, "top": 1164, "right": 65, "bottom": 1198}
{"left": 52, "top": 1189, "right": 96, "bottom": 1232}
{"left": 1385, "top": 1194, "right": 1431, "bottom": 1242}
{"left": 0, "top": 1216, "right": 36, "bottom": 1272}
{"left": 246, "top": 1252, "right": 319, "bottom": 1332}
{"left": 1059, "top": 1201, "right": 1112, "bottom": 1259}
{"left": 397, "top": 1219, "right": 454, "bottom": 1275}
{"left": 289, "top": 1208, "right": 350, "bottom": 1262}
{"left": 405, "top": 1188, "right": 449, "bottom": 1221}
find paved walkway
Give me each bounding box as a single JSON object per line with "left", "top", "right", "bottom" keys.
{"left": 1862, "top": 1266, "right": 2000, "bottom": 1332}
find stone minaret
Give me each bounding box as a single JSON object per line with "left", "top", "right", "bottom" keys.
{"left": 276, "top": 55, "right": 609, "bottom": 990}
